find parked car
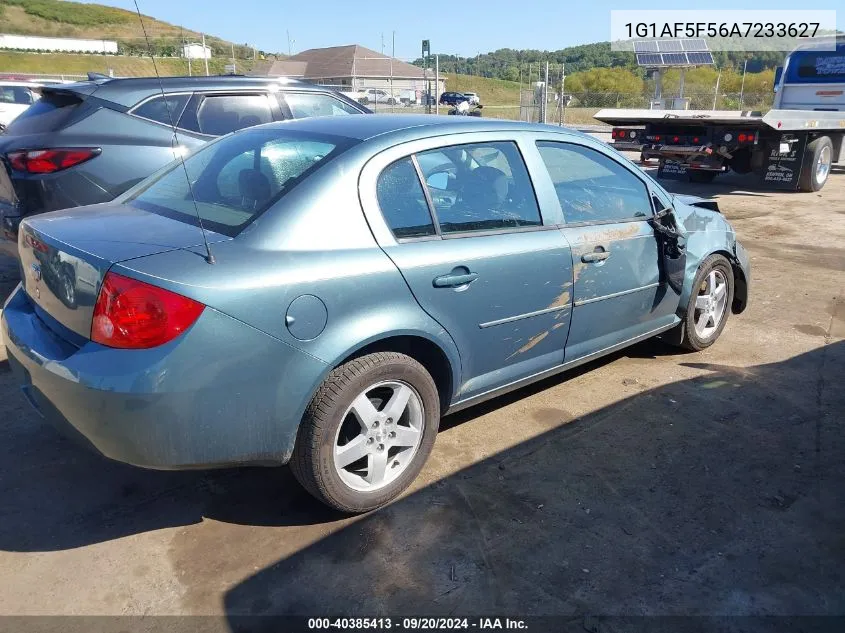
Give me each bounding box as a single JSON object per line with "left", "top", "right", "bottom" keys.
{"left": 2, "top": 116, "right": 750, "bottom": 512}
{"left": 359, "top": 89, "right": 396, "bottom": 105}
{"left": 439, "top": 91, "right": 468, "bottom": 106}
{"left": 0, "top": 75, "right": 369, "bottom": 258}
{"left": 0, "top": 80, "right": 40, "bottom": 131}
{"left": 463, "top": 92, "right": 480, "bottom": 105}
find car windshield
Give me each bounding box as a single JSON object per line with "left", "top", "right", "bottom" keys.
{"left": 125, "top": 128, "right": 356, "bottom": 237}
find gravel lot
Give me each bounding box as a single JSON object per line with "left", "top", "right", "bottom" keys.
{"left": 0, "top": 157, "right": 843, "bottom": 624}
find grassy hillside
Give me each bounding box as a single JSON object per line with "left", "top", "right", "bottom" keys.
{"left": 0, "top": 51, "right": 256, "bottom": 77}
{"left": 443, "top": 73, "right": 521, "bottom": 105}
{"left": 0, "top": 0, "right": 259, "bottom": 58}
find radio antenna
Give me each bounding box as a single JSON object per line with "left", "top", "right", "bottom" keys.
{"left": 132, "top": 0, "right": 215, "bottom": 264}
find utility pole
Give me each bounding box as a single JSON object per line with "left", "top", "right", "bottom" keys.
{"left": 184, "top": 29, "right": 191, "bottom": 76}
{"left": 287, "top": 30, "right": 292, "bottom": 56}
{"left": 435, "top": 54, "right": 439, "bottom": 115}
{"left": 559, "top": 63, "right": 565, "bottom": 126}
{"left": 202, "top": 33, "right": 209, "bottom": 76}
{"left": 390, "top": 31, "right": 395, "bottom": 109}
{"left": 543, "top": 61, "right": 549, "bottom": 124}
{"left": 381, "top": 33, "right": 384, "bottom": 55}
{"left": 712, "top": 68, "right": 722, "bottom": 110}
{"left": 739, "top": 59, "right": 748, "bottom": 109}
{"left": 231, "top": 43, "right": 236, "bottom": 74}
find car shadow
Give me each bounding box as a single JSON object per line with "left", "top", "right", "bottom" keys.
{"left": 221, "top": 342, "right": 845, "bottom": 620}
{"left": 0, "top": 338, "right": 682, "bottom": 553}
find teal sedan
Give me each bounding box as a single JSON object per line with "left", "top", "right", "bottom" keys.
{"left": 2, "top": 116, "right": 750, "bottom": 512}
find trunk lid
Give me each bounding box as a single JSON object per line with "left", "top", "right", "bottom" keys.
{"left": 18, "top": 203, "right": 229, "bottom": 340}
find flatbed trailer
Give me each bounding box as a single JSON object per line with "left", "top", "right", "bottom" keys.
{"left": 596, "top": 107, "right": 844, "bottom": 191}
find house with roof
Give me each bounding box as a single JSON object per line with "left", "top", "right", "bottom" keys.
{"left": 251, "top": 44, "right": 445, "bottom": 101}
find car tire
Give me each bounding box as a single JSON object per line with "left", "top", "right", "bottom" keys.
{"left": 688, "top": 170, "right": 717, "bottom": 183}
{"left": 798, "top": 136, "right": 833, "bottom": 192}
{"left": 290, "top": 352, "right": 440, "bottom": 513}
{"left": 679, "top": 254, "right": 734, "bottom": 351}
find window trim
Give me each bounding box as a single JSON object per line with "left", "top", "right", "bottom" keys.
{"left": 410, "top": 154, "right": 442, "bottom": 237}
{"left": 128, "top": 91, "right": 193, "bottom": 130}
{"left": 535, "top": 138, "right": 656, "bottom": 227}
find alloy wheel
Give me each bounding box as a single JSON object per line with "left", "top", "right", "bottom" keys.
{"left": 693, "top": 269, "right": 728, "bottom": 339}
{"left": 333, "top": 380, "right": 425, "bottom": 492}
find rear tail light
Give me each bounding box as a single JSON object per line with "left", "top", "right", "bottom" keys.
{"left": 654, "top": 135, "right": 661, "bottom": 142}
{"left": 738, "top": 133, "right": 747, "bottom": 142}
{"left": 693, "top": 137, "right": 700, "bottom": 143}
{"left": 92, "top": 272, "right": 205, "bottom": 349}
{"left": 611, "top": 130, "right": 617, "bottom": 138}
{"left": 7, "top": 148, "right": 100, "bottom": 174}
{"left": 673, "top": 136, "right": 680, "bottom": 143}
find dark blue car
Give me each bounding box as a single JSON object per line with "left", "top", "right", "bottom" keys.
{"left": 438, "top": 91, "right": 468, "bottom": 107}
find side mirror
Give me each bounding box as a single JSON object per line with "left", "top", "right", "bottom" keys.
{"left": 773, "top": 67, "right": 783, "bottom": 93}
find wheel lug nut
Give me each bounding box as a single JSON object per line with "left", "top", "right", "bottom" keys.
{"left": 386, "top": 418, "right": 393, "bottom": 425}
{"left": 372, "top": 421, "right": 379, "bottom": 429}
{"left": 378, "top": 444, "right": 385, "bottom": 451}
{"left": 367, "top": 437, "right": 375, "bottom": 445}
{"left": 389, "top": 431, "right": 396, "bottom": 439}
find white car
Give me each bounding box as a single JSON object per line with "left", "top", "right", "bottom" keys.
{"left": 463, "top": 92, "right": 480, "bottom": 105}
{"left": 361, "top": 89, "right": 397, "bottom": 105}
{"left": 0, "top": 81, "right": 40, "bottom": 130}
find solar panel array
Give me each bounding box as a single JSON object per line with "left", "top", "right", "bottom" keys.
{"left": 633, "top": 39, "right": 714, "bottom": 67}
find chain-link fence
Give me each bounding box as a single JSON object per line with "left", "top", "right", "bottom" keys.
{"left": 509, "top": 91, "right": 775, "bottom": 126}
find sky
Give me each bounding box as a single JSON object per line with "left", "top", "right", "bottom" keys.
{"left": 93, "top": 0, "right": 843, "bottom": 60}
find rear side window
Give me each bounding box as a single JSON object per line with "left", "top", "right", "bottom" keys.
{"left": 416, "top": 141, "right": 541, "bottom": 234}
{"left": 126, "top": 128, "right": 353, "bottom": 237}
{"left": 131, "top": 94, "right": 190, "bottom": 126}
{"left": 0, "top": 86, "right": 34, "bottom": 105}
{"left": 377, "top": 158, "right": 436, "bottom": 239}
{"left": 281, "top": 92, "right": 360, "bottom": 118}
{"left": 4, "top": 90, "right": 81, "bottom": 135}
{"left": 536, "top": 141, "right": 652, "bottom": 223}
{"left": 183, "top": 94, "right": 273, "bottom": 136}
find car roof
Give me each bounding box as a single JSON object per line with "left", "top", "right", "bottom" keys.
{"left": 257, "top": 114, "right": 589, "bottom": 143}
{"left": 53, "top": 75, "right": 316, "bottom": 108}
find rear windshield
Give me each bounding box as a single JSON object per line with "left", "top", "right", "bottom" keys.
{"left": 125, "top": 128, "right": 356, "bottom": 237}
{"left": 5, "top": 90, "right": 82, "bottom": 135}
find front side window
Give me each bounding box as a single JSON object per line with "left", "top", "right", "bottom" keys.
{"left": 416, "top": 141, "right": 541, "bottom": 234}
{"left": 126, "top": 129, "right": 353, "bottom": 236}
{"left": 186, "top": 94, "right": 274, "bottom": 136}
{"left": 132, "top": 94, "right": 190, "bottom": 126}
{"left": 376, "top": 158, "right": 436, "bottom": 239}
{"left": 282, "top": 92, "right": 360, "bottom": 118}
{"left": 536, "top": 141, "right": 652, "bottom": 224}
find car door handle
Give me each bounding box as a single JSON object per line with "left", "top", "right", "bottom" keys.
{"left": 433, "top": 272, "right": 479, "bottom": 288}
{"left": 581, "top": 250, "right": 611, "bottom": 263}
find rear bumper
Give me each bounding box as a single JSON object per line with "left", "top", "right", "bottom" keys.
{"left": 2, "top": 285, "right": 328, "bottom": 469}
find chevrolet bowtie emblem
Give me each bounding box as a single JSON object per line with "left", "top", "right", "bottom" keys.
{"left": 30, "top": 262, "right": 42, "bottom": 282}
